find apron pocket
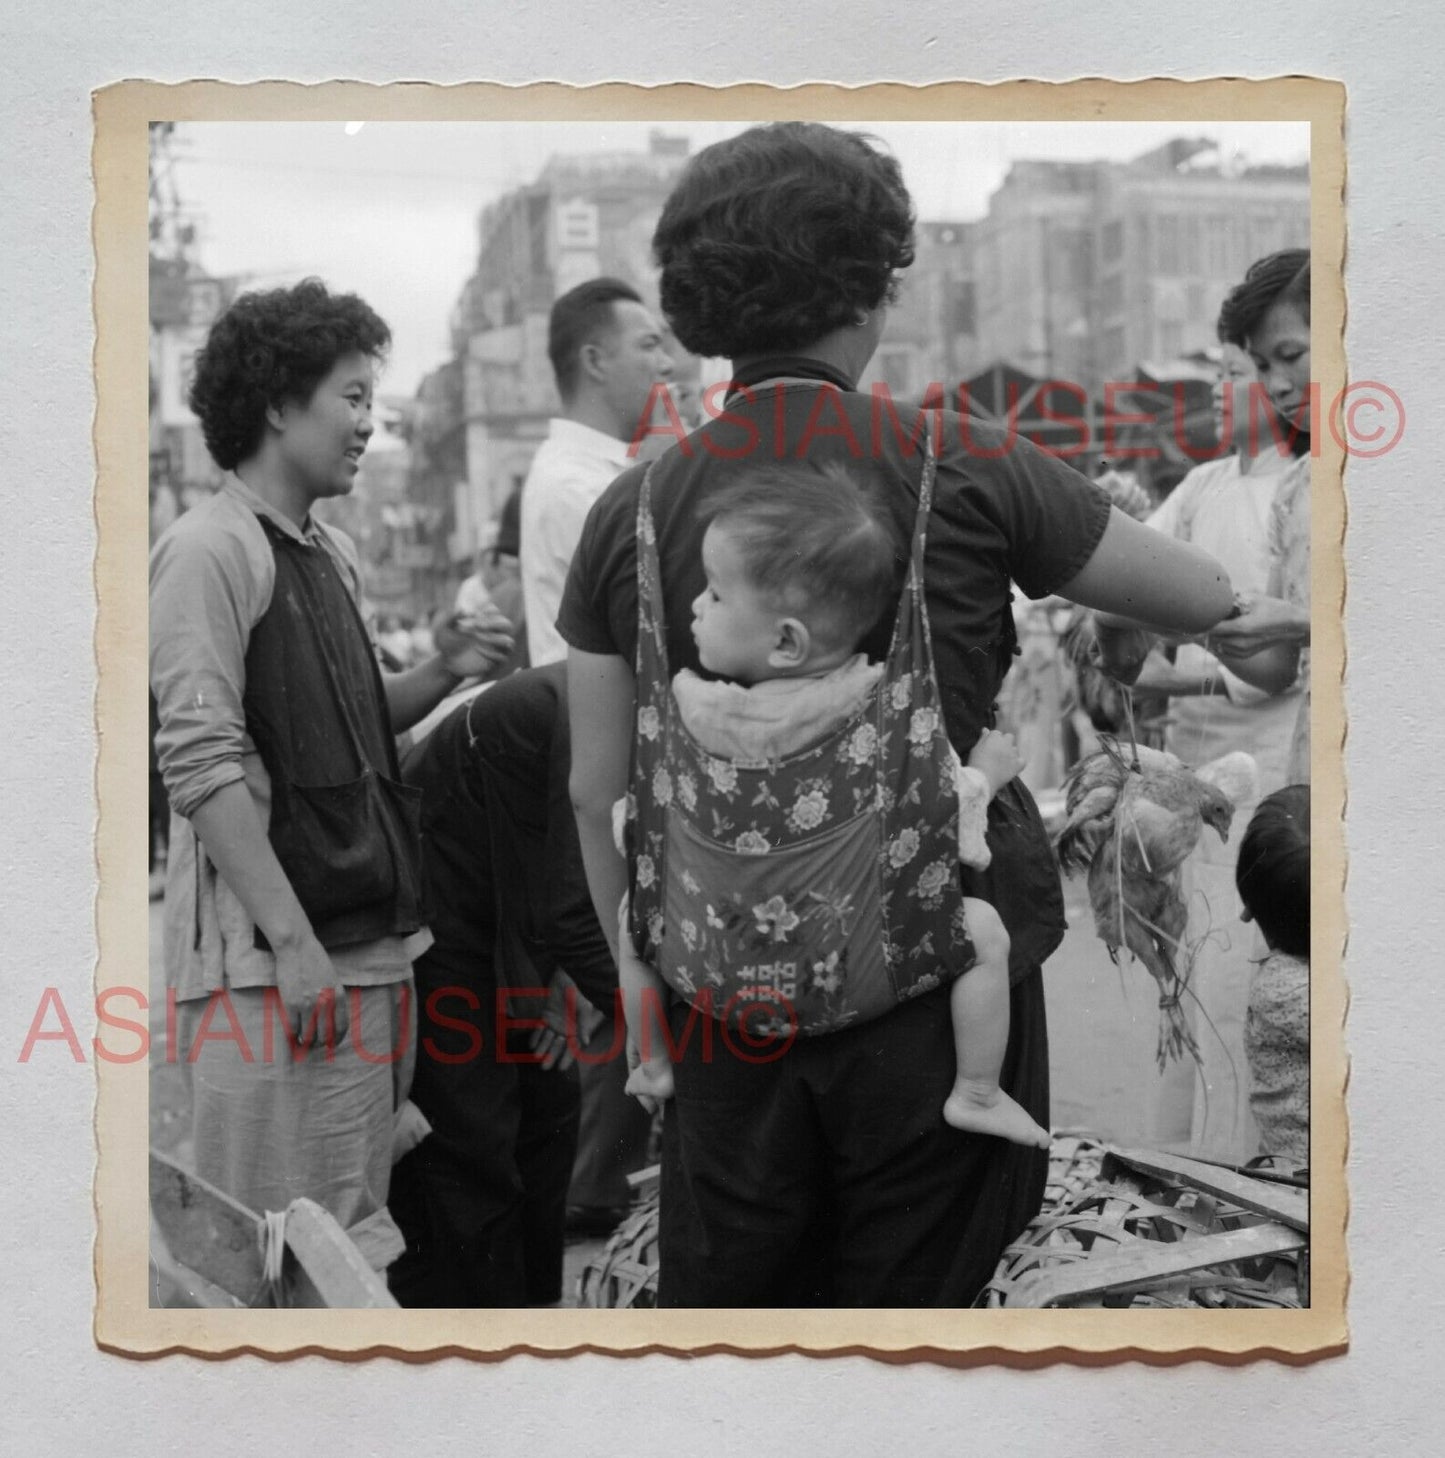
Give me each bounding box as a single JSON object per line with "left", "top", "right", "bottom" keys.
{"left": 270, "top": 769, "right": 424, "bottom": 931}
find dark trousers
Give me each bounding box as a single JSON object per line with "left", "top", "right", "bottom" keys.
{"left": 389, "top": 948, "right": 580, "bottom": 1307}
{"left": 656, "top": 968, "right": 1050, "bottom": 1308}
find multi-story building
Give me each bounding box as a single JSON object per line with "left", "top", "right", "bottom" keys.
{"left": 974, "top": 160, "right": 1102, "bottom": 394}
{"left": 864, "top": 220, "right": 982, "bottom": 397}
{"left": 974, "top": 140, "right": 1310, "bottom": 399}
{"left": 1094, "top": 142, "right": 1311, "bottom": 386}
{"left": 148, "top": 256, "right": 238, "bottom": 537}
{"left": 444, "top": 132, "right": 694, "bottom": 545}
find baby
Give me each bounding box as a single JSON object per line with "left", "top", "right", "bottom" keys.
{"left": 617, "top": 466, "right": 1051, "bottom": 1150}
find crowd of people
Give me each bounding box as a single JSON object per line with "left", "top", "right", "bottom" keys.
{"left": 150, "top": 122, "right": 1314, "bottom": 1308}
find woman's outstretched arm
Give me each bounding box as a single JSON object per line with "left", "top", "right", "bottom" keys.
{"left": 567, "top": 647, "right": 636, "bottom": 967}
{"left": 1057, "top": 506, "right": 1234, "bottom": 631}
{"left": 1055, "top": 507, "right": 1234, "bottom": 682}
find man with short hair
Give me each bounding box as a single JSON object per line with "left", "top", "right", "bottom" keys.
{"left": 517, "top": 279, "right": 673, "bottom": 1233}
{"left": 519, "top": 278, "right": 674, "bottom": 665}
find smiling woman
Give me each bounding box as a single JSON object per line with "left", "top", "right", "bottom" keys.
{"left": 149, "top": 278, "right": 517, "bottom": 1281}
{"left": 269, "top": 352, "right": 377, "bottom": 514}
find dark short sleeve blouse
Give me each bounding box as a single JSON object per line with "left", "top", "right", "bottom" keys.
{"left": 557, "top": 383, "right": 1111, "bottom": 977}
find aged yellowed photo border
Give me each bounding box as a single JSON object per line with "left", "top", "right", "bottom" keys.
{"left": 95, "top": 76, "right": 1347, "bottom": 1360}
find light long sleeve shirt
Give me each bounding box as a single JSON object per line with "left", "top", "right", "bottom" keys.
{"left": 150, "top": 475, "right": 428, "bottom": 1000}
{"left": 1147, "top": 452, "right": 1301, "bottom": 789}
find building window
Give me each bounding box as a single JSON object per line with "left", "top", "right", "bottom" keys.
{"left": 950, "top": 281, "right": 977, "bottom": 337}
{"left": 1100, "top": 271, "right": 1124, "bottom": 316}
{"left": 1205, "top": 216, "right": 1231, "bottom": 275}
{"left": 1102, "top": 325, "right": 1128, "bottom": 376}
{"left": 1155, "top": 215, "right": 1180, "bottom": 275}
{"left": 1102, "top": 219, "right": 1124, "bottom": 262}
{"left": 1181, "top": 220, "right": 1201, "bottom": 276}
{"left": 1249, "top": 215, "right": 1279, "bottom": 265}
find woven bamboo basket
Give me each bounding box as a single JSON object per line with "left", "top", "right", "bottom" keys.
{"left": 979, "top": 1138, "right": 1307, "bottom": 1309}
{"left": 577, "top": 1196, "right": 660, "bottom": 1309}
{"left": 576, "top": 1134, "right": 1306, "bottom": 1310}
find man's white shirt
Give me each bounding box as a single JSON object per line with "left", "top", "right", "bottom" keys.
{"left": 519, "top": 417, "right": 634, "bottom": 665}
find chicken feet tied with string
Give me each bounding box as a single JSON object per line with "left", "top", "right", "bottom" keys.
{"left": 1053, "top": 734, "right": 1251, "bottom": 1069}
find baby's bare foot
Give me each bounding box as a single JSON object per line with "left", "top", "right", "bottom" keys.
{"left": 625, "top": 1058, "right": 675, "bottom": 1106}
{"left": 943, "top": 1077, "right": 1050, "bottom": 1148}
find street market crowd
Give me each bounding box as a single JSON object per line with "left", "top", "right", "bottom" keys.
{"left": 150, "top": 122, "right": 1314, "bottom": 1308}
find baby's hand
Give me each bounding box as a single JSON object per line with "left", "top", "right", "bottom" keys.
{"left": 968, "top": 728, "right": 1025, "bottom": 798}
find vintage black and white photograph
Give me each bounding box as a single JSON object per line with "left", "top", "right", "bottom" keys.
{"left": 100, "top": 83, "right": 1342, "bottom": 1349}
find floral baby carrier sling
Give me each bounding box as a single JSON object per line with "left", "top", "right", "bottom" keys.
{"left": 625, "top": 436, "right": 975, "bottom": 1040}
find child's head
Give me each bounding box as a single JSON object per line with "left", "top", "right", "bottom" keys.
{"left": 691, "top": 465, "right": 898, "bottom": 685}
{"left": 1235, "top": 784, "right": 1310, "bottom": 957}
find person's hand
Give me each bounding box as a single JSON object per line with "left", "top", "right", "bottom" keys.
{"left": 968, "top": 728, "right": 1025, "bottom": 797}
{"left": 1096, "top": 469, "right": 1154, "bottom": 522}
{"left": 434, "top": 604, "right": 515, "bottom": 679}
{"left": 527, "top": 1003, "right": 574, "bottom": 1073}
{"left": 1206, "top": 594, "right": 1310, "bottom": 660}
{"left": 1087, "top": 615, "right": 1155, "bottom": 686}
{"left": 273, "top": 927, "right": 349, "bottom": 1046}
{"left": 527, "top": 971, "right": 603, "bottom": 1071}
{"left": 623, "top": 1035, "right": 663, "bottom": 1116}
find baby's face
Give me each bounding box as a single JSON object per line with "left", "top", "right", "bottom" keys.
{"left": 691, "top": 523, "right": 786, "bottom": 684}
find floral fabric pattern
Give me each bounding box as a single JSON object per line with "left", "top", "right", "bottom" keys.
{"left": 626, "top": 437, "right": 975, "bottom": 1035}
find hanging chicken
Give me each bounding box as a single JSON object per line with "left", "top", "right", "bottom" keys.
{"left": 1054, "top": 737, "right": 1257, "bottom": 1068}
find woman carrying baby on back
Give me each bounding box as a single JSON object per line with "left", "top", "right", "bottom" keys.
{"left": 560, "top": 121, "right": 1234, "bottom": 1306}
{"left": 615, "top": 460, "right": 1048, "bottom": 1153}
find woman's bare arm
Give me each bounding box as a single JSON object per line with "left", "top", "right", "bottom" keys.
{"left": 1055, "top": 507, "right": 1234, "bottom": 682}
{"left": 1057, "top": 506, "right": 1234, "bottom": 632}
{"left": 567, "top": 648, "right": 636, "bottom": 967}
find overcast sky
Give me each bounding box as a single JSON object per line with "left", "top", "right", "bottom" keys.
{"left": 165, "top": 119, "right": 1310, "bottom": 397}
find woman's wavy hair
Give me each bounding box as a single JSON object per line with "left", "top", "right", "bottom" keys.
{"left": 188, "top": 278, "right": 390, "bottom": 471}
{"left": 652, "top": 123, "right": 916, "bottom": 359}
{"left": 1217, "top": 249, "right": 1310, "bottom": 349}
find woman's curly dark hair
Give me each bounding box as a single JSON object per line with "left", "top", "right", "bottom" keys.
{"left": 652, "top": 123, "right": 916, "bottom": 359}
{"left": 188, "top": 278, "right": 390, "bottom": 471}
